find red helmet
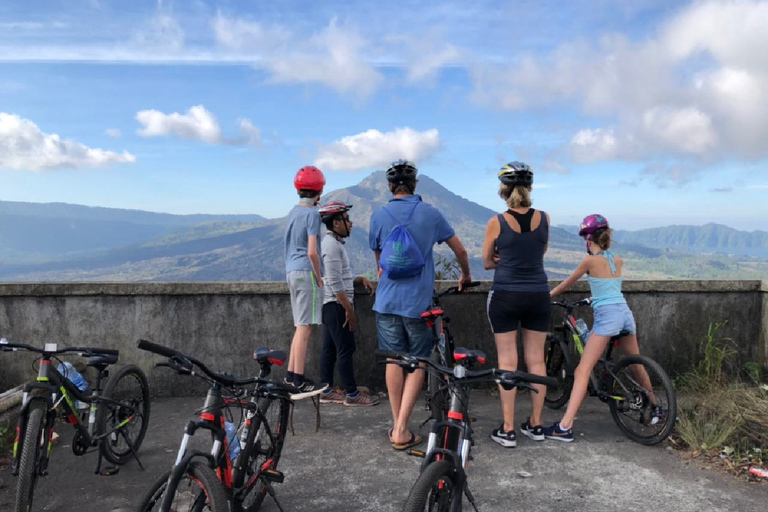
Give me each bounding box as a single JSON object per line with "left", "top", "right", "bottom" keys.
{"left": 294, "top": 166, "right": 326, "bottom": 192}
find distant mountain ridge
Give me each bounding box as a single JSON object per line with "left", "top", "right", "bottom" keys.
{"left": 0, "top": 176, "right": 766, "bottom": 282}
{"left": 559, "top": 223, "right": 768, "bottom": 258}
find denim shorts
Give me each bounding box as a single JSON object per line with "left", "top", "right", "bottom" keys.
{"left": 591, "top": 303, "right": 636, "bottom": 337}
{"left": 376, "top": 313, "right": 433, "bottom": 358}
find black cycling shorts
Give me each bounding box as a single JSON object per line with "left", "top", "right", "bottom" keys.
{"left": 487, "top": 290, "right": 551, "bottom": 333}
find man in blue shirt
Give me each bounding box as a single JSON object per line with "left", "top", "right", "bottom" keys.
{"left": 369, "top": 160, "right": 472, "bottom": 450}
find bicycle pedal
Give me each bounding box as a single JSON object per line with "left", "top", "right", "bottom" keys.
{"left": 407, "top": 449, "right": 425, "bottom": 458}
{"left": 98, "top": 465, "right": 120, "bottom": 476}
{"left": 262, "top": 469, "right": 285, "bottom": 483}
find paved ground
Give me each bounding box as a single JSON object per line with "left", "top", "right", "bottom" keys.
{"left": 1, "top": 393, "right": 766, "bottom": 512}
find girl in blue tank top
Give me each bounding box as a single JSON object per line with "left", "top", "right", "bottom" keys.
{"left": 541, "top": 214, "right": 660, "bottom": 442}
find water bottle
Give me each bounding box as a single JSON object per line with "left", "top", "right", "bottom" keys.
{"left": 57, "top": 361, "right": 90, "bottom": 410}
{"left": 224, "top": 421, "right": 241, "bottom": 463}
{"left": 574, "top": 318, "right": 590, "bottom": 343}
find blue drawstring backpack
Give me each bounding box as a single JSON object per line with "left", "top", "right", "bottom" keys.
{"left": 380, "top": 202, "right": 425, "bottom": 279}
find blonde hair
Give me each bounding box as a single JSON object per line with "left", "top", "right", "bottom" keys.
{"left": 499, "top": 184, "right": 532, "bottom": 209}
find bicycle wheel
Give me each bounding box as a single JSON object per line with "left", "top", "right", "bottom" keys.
{"left": 138, "top": 461, "right": 229, "bottom": 512}
{"left": 544, "top": 337, "right": 573, "bottom": 410}
{"left": 97, "top": 364, "right": 151, "bottom": 465}
{"left": 402, "top": 460, "right": 461, "bottom": 512}
{"left": 237, "top": 396, "right": 290, "bottom": 512}
{"left": 14, "top": 401, "right": 46, "bottom": 512}
{"left": 606, "top": 355, "right": 677, "bottom": 445}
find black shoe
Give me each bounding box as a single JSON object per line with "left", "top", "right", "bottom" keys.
{"left": 290, "top": 379, "right": 328, "bottom": 400}
{"left": 520, "top": 417, "right": 545, "bottom": 442}
{"left": 490, "top": 424, "right": 517, "bottom": 448}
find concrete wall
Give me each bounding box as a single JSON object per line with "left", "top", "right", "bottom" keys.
{"left": 1, "top": 281, "right": 766, "bottom": 396}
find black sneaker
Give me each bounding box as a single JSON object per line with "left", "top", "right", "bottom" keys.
{"left": 543, "top": 422, "right": 574, "bottom": 443}
{"left": 290, "top": 379, "right": 329, "bottom": 401}
{"left": 490, "top": 424, "right": 517, "bottom": 448}
{"left": 520, "top": 417, "right": 545, "bottom": 442}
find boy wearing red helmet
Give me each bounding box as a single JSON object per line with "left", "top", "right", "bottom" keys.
{"left": 284, "top": 165, "right": 329, "bottom": 398}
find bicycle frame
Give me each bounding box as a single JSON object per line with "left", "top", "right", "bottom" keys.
{"left": 12, "top": 353, "right": 135, "bottom": 477}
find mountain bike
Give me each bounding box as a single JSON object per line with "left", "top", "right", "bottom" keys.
{"left": 544, "top": 298, "right": 677, "bottom": 445}
{"left": 137, "top": 339, "right": 299, "bottom": 512}
{"left": 377, "top": 348, "right": 556, "bottom": 512}
{"left": 0, "top": 338, "right": 150, "bottom": 512}
{"left": 422, "top": 282, "right": 481, "bottom": 422}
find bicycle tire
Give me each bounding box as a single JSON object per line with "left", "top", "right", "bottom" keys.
{"left": 237, "top": 396, "right": 290, "bottom": 512}
{"left": 544, "top": 337, "right": 573, "bottom": 410}
{"left": 97, "top": 364, "right": 151, "bottom": 465}
{"left": 403, "top": 460, "right": 461, "bottom": 512}
{"left": 14, "top": 401, "right": 46, "bottom": 512}
{"left": 606, "top": 355, "right": 677, "bottom": 445}
{"left": 138, "top": 461, "right": 229, "bottom": 512}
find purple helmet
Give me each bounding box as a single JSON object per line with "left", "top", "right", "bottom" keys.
{"left": 579, "top": 214, "right": 609, "bottom": 252}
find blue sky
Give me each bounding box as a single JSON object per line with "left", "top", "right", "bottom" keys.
{"left": 1, "top": 0, "right": 767, "bottom": 230}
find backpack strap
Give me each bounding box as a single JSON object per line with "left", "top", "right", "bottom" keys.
{"left": 382, "top": 201, "right": 420, "bottom": 226}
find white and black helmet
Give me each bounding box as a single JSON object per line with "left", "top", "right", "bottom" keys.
{"left": 498, "top": 161, "right": 533, "bottom": 186}
{"left": 386, "top": 159, "right": 418, "bottom": 183}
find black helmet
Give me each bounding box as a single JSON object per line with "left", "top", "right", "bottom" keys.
{"left": 498, "top": 161, "right": 533, "bottom": 186}
{"left": 385, "top": 159, "right": 418, "bottom": 182}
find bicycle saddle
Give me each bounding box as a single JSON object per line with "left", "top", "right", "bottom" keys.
{"left": 610, "top": 330, "right": 632, "bottom": 344}
{"left": 87, "top": 353, "right": 118, "bottom": 367}
{"left": 453, "top": 347, "right": 486, "bottom": 366}
{"left": 420, "top": 308, "right": 445, "bottom": 319}
{"left": 253, "top": 347, "right": 287, "bottom": 366}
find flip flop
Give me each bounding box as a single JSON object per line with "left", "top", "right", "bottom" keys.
{"left": 392, "top": 432, "right": 422, "bottom": 451}
{"left": 388, "top": 428, "right": 395, "bottom": 444}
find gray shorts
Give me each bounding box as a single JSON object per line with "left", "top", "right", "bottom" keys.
{"left": 287, "top": 271, "right": 323, "bottom": 326}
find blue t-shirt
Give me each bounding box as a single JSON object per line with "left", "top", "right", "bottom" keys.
{"left": 369, "top": 195, "right": 455, "bottom": 318}
{"left": 284, "top": 205, "right": 322, "bottom": 273}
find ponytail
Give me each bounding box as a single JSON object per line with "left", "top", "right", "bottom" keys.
{"left": 499, "top": 184, "right": 532, "bottom": 209}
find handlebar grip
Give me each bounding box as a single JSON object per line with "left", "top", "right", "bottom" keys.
{"left": 137, "top": 339, "right": 179, "bottom": 359}
{"left": 89, "top": 347, "right": 120, "bottom": 356}
{"left": 524, "top": 374, "right": 558, "bottom": 388}
{"left": 375, "top": 349, "right": 408, "bottom": 360}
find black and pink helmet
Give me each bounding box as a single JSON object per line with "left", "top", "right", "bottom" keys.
{"left": 319, "top": 201, "right": 353, "bottom": 222}
{"left": 579, "top": 214, "right": 609, "bottom": 251}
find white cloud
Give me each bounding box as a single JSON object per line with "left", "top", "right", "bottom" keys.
{"left": 470, "top": 0, "right": 768, "bottom": 179}
{"left": 399, "top": 31, "right": 462, "bottom": 84}
{"left": 314, "top": 128, "right": 440, "bottom": 172}
{"left": 105, "top": 128, "right": 121, "bottom": 138}
{"left": 0, "top": 113, "right": 136, "bottom": 171}
{"left": 135, "top": 105, "right": 261, "bottom": 147}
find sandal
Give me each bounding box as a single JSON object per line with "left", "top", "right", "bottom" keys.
{"left": 392, "top": 432, "right": 422, "bottom": 451}
{"left": 388, "top": 428, "right": 395, "bottom": 444}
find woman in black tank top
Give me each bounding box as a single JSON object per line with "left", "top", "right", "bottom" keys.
{"left": 481, "top": 162, "right": 552, "bottom": 447}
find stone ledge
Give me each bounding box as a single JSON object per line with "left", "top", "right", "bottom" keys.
{"left": 0, "top": 280, "right": 764, "bottom": 297}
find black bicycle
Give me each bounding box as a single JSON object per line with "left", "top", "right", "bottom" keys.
{"left": 0, "top": 338, "right": 150, "bottom": 512}
{"left": 422, "top": 282, "right": 481, "bottom": 422}
{"left": 378, "top": 348, "right": 556, "bottom": 512}
{"left": 137, "top": 339, "right": 297, "bottom": 512}
{"left": 544, "top": 298, "right": 677, "bottom": 445}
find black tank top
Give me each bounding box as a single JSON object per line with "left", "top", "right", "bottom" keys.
{"left": 491, "top": 209, "right": 550, "bottom": 292}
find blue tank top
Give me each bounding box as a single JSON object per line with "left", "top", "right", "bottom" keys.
{"left": 491, "top": 209, "right": 549, "bottom": 293}
{"left": 588, "top": 250, "right": 626, "bottom": 308}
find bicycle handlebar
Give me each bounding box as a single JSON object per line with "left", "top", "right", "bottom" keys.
{"left": 0, "top": 338, "right": 119, "bottom": 357}
{"left": 435, "top": 281, "right": 481, "bottom": 298}
{"left": 551, "top": 297, "right": 592, "bottom": 309}
{"left": 138, "top": 339, "right": 299, "bottom": 394}
{"left": 138, "top": 339, "right": 258, "bottom": 388}
{"left": 375, "top": 350, "right": 557, "bottom": 389}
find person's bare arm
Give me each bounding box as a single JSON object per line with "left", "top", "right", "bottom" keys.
{"left": 445, "top": 235, "right": 472, "bottom": 290}
{"left": 307, "top": 235, "right": 324, "bottom": 287}
{"left": 482, "top": 217, "right": 501, "bottom": 270}
{"left": 550, "top": 257, "right": 591, "bottom": 297}
{"left": 544, "top": 212, "right": 551, "bottom": 254}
